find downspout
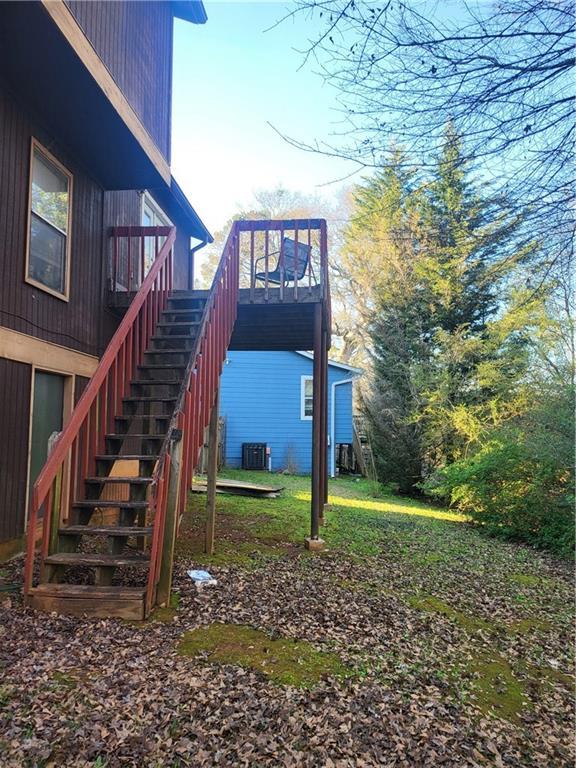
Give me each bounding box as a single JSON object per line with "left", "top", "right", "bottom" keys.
{"left": 188, "top": 239, "right": 209, "bottom": 290}
{"left": 330, "top": 377, "right": 356, "bottom": 478}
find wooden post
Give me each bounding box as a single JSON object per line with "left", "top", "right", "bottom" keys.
{"left": 307, "top": 303, "right": 323, "bottom": 549}
{"left": 156, "top": 435, "right": 183, "bottom": 607}
{"left": 320, "top": 322, "right": 329, "bottom": 514}
{"left": 205, "top": 387, "right": 219, "bottom": 555}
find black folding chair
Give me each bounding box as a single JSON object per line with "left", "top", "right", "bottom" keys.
{"left": 254, "top": 237, "right": 316, "bottom": 285}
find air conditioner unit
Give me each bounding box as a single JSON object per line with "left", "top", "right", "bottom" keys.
{"left": 242, "top": 443, "right": 267, "bottom": 470}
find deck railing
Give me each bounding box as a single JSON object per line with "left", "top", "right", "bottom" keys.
{"left": 110, "top": 226, "right": 173, "bottom": 293}
{"left": 233, "top": 219, "right": 329, "bottom": 308}
{"left": 24, "top": 226, "right": 176, "bottom": 596}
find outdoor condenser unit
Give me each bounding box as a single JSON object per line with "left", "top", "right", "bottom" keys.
{"left": 242, "top": 443, "right": 267, "bottom": 470}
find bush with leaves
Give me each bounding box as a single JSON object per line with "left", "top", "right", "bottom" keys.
{"left": 425, "top": 385, "right": 574, "bottom": 557}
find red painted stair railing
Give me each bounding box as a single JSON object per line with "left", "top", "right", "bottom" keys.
{"left": 24, "top": 218, "right": 328, "bottom": 613}
{"left": 145, "top": 224, "right": 240, "bottom": 610}
{"left": 24, "top": 226, "right": 176, "bottom": 597}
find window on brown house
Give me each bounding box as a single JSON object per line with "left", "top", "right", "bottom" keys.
{"left": 26, "top": 140, "right": 72, "bottom": 300}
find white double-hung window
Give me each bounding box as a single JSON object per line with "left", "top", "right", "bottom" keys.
{"left": 301, "top": 375, "right": 313, "bottom": 420}
{"left": 26, "top": 140, "right": 72, "bottom": 300}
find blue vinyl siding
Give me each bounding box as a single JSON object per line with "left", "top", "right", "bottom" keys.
{"left": 334, "top": 381, "right": 353, "bottom": 444}
{"left": 219, "top": 351, "right": 356, "bottom": 474}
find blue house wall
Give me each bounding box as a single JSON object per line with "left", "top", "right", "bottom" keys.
{"left": 219, "top": 351, "right": 356, "bottom": 475}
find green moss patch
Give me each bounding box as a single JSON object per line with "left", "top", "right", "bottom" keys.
{"left": 509, "top": 573, "right": 547, "bottom": 588}
{"left": 506, "top": 618, "right": 552, "bottom": 635}
{"left": 524, "top": 662, "right": 574, "bottom": 691}
{"left": 51, "top": 671, "right": 78, "bottom": 689}
{"left": 177, "top": 623, "right": 349, "bottom": 688}
{"left": 150, "top": 592, "right": 181, "bottom": 623}
{"left": 408, "top": 594, "right": 493, "bottom": 633}
{"left": 467, "top": 653, "right": 528, "bottom": 724}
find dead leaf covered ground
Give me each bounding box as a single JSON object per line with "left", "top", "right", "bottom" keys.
{"left": 0, "top": 472, "right": 573, "bottom": 767}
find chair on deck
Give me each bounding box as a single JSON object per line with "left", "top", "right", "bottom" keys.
{"left": 254, "top": 237, "right": 316, "bottom": 286}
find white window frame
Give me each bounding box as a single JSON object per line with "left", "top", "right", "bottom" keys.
{"left": 25, "top": 138, "right": 73, "bottom": 302}
{"left": 301, "top": 375, "right": 313, "bottom": 420}
{"left": 140, "top": 191, "right": 172, "bottom": 228}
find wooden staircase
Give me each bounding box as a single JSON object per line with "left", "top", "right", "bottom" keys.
{"left": 24, "top": 225, "right": 240, "bottom": 620}
{"left": 24, "top": 218, "right": 331, "bottom": 619}
{"left": 28, "top": 292, "right": 208, "bottom": 619}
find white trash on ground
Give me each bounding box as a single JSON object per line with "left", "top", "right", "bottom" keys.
{"left": 187, "top": 569, "right": 217, "bottom": 586}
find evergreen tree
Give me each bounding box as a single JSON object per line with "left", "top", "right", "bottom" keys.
{"left": 345, "top": 128, "right": 536, "bottom": 492}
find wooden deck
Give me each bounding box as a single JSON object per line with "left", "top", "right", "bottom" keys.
{"left": 111, "top": 287, "right": 325, "bottom": 351}
{"left": 230, "top": 286, "right": 323, "bottom": 351}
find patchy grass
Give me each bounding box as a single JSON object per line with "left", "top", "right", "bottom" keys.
{"left": 180, "top": 470, "right": 468, "bottom": 564}
{"left": 179, "top": 471, "right": 574, "bottom": 720}
{"left": 1, "top": 470, "right": 573, "bottom": 766}
{"left": 50, "top": 671, "right": 78, "bottom": 689}
{"left": 177, "top": 623, "right": 349, "bottom": 688}
{"left": 407, "top": 594, "right": 494, "bottom": 634}
{"left": 149, "top": 591, "right": 181, "bottom": 623}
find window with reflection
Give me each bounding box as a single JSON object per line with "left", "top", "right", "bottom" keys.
{"left": 27, "top": 143, "right": 72, "bottom": 298}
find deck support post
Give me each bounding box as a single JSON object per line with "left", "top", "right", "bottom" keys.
{"left": 320, "top": 319, "right": 329, "bottom": 518}
{"left": 308, "top": 303, "right": 324, "bottom": 548}
{"left": 205, "top": 387, "right": 220, "bottom": 555}
{"left": 156, "top": 434, "right": 183, "bottom": 608}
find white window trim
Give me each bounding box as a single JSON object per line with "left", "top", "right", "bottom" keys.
{"left": 140, "top": 191, "right": 172, "bottom": 227}
{"left": 25, "top": 138, "right": 73, "bottom": 302}
{"left": 300, "top": 374, "right": 313, "bottom": 420}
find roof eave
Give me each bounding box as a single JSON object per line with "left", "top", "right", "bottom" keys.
{"left": 296, "top": 351, "right": 363, "bottom": 375}
{"left": 150, "top": 177, "right": 213, "bottom": 243}
{"left": 172, "top": 1, "right": 208, "bottom": 24}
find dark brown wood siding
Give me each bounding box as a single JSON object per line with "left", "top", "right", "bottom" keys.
{"left": 74, "top": 375, "right": 90, "bottom": 402}
{"left": 64, "top": 1, "right": 173, "bottom": 162}
{"left": 0, "top": 359, "right": 31, "bottom": 542}
{"left": 0, "top": 85, "right": 118, "bottom": 357}
{"left": 104, "top": 190, "right": 191, "bottom": 289}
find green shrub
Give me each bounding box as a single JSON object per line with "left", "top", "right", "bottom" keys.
{"left": 425, "top": 438, "right": 574, "bottom": 557}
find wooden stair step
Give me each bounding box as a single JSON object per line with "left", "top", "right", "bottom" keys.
{"left": 72, "top": 500, "right": 149, "bottom": 509}
{"left": 85, "top": 476, "right": 153, "bottom": 485}
{"left": 145, "top": 348, "right": 190, "bottom": 354}
{"left": 130, "top": 378, "right": 182, "bottom": 385}
{"left": 169, "top": 290, "right": 208, "bottom": 299}
{"left": 115, "top": 414, "right": 170, "bottom": 422}
{"left": 31, "top": 584, "right": 145, "bottom": 598}
{"left": 96, "top": 454, "right": 159, "bottom": 462}
{"left": 163, "top": 309, "right": 204, "bottom": 315}
{"left": 106, "top": 433, "right": 165, "bottom": 439}
{"left": 44, "top": 552, "right": 150, "bottom": 567}
{"left": 150, "top": 332, "right": 196, "bottom": 341}
{"left": 156, "top": 322, "right": 200, "bottom": 328}
{"left": 28, "top": 584, "right": 146, "bottom": 620}
{"left": 60, "top": 525, "right": 153, "bottom": 537}
{"left": 122, "top": 396, "right": 178, "bottom": 402}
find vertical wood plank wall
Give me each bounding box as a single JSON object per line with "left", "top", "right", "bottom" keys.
{"left": 0, "top": 86, "right": 114, "bottom": 358}
{"left": 64, "top": 0, "right": 173, "bottom": 162}
{"left": 0, "top": 359, "right": 31, "bottom": 542}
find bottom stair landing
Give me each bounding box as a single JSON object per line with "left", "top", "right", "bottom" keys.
{"left": 28, "top": 584, "right": 147, "bottom": 620}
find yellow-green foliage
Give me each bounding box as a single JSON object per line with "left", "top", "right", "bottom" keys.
{"left": 177, "top": 624, "right": 348, "bottom": 688}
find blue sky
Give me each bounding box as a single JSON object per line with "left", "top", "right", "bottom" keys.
{"left": 171, "top": 2, "right": 359, "bottom": 234}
